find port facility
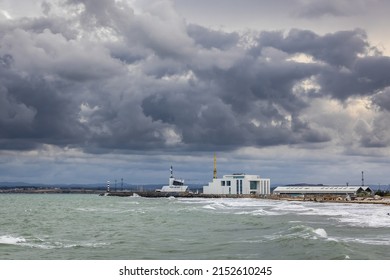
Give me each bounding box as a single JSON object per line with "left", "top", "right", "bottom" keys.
{"left": 273, "top": 185, "right": 373, "bottom": 196}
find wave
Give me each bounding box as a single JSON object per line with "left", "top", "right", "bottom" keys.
{"left": 0, "top": 234, "right": 109, "bottom": 250}
{"left": 75, "top": 207, "right": 138, "bottom": 214}
{"left": 265, "top": 225, "right": 330, "bottom": 242}
{"left": 333, "top": 212, "right": 390, "bottom": 228}
{"left": 202, "top": 205, "right": 216, "bottom": 210}
{"left": 288, "top": 225, "right": 329, "bottom": 240}
{"left": 234, "top": 209, "right": 277, "bottom": 216}
{"left": 313, "top": 228, "right": 328, "bottom": 238}
{"left": 199, "top": 201, "right": 229, "bottom": 211}
{"left": 19, "top": 240, "right": 110, "bottom": 250}
{"left": 177, "top": 198, "right": 390, "bottom": 229}
{"left": 266, "top": 224, "right": 390, "bottom": 247}
{"left": 339, "top": 237, "right": 390, "bottom": 246}
{"left": 0, "top": 235, "right": 26, "bottom": 245}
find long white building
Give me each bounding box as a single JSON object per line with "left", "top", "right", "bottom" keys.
{"left": 273, "top": 185, "right": 373, "bottom": 196}
{"left": 203, "top": 173, "right": 271, "bottom": 195}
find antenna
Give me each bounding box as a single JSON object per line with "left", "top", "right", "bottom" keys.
{"left": 213, "top": 153, "right": 217, "bottom": 179}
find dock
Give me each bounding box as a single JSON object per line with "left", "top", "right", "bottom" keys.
{"left": 99, "top": 191, "right": 260, "bottom": 199}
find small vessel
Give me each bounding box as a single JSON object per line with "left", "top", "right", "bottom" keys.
{"left": 156, "top": 166, "right": 189, "bottom": 193}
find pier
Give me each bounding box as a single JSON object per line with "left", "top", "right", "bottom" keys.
{"left": 99, "top": 191, "right": 261, "bottom": 199}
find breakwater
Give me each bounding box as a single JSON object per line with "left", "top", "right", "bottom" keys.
{"left": 1, "top": 188, "right": 389, "bottom": 205}
{"left": 101, "top": 191, "right": 390, "bottom": 205}
{"left": 100, "top": 191, "right": 259, "bottom": 199}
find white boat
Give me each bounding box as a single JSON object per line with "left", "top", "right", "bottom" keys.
{"left": 156, "top": 166, "right": 189, "bottom": 193}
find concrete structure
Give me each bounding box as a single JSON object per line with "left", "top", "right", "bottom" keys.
{"left": 203, "top": 173, "right": 271, "bottom": 195}
{"left": 273, "top": 185, "right": 373, "bottom": 196}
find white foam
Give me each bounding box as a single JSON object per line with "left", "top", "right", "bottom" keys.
{"left": 313, "top": 228, "right": 328, "bottom": 238}
{"left": 235, "top": 209, "right": 276, "bottom": 216}
{"left": 18, "top": 238, "right": 110, "bottom": 250}
{"left": 182, "top": 198, "right": 390, "bottom": 228}
{"left": 271, "top": 202, "right": 390, "bottom": 228}
{"left": 75, "top": 207, "right": 98, "bottom": 212}
{"left": 282, "top": 225, "right": 330, "bottom": 240}
{"left": 202, "top": 205, "right": 216, "bottom": 210}
{"left": 332, "top": 207, "right": 390, "bottom": 228}
{"left": 0, "top": 235, "right": 26, "bottom": 245}
{"left": 339, "top": 237, "right": 390, "bottom": 246}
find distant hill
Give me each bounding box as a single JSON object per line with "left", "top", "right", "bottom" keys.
{"left": 0, "top": 182, "right": 46, "bottom": 187}
{"left": 0, "top": 182, "right": 204, "bottom": 192}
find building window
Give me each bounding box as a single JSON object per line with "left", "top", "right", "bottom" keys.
{"left": 227, "top": 181, "right": 231, "bottom": 186}
{"left": 250, "top": 181, "right": 257, "bottom": 190}
{"left": 221, "top": 181, "right": 225, "bottom": 186}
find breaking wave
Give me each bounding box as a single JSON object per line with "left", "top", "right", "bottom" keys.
{"left": 0, "top": 235, "right": 26, "bottom": 245}
{"left": 0, "top": 234, "right": 109, "bottom": 250}
{"left": 266, "top": 225, "right": 330, "bottom": 242}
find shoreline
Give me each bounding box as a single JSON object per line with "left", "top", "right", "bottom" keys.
{"left": 2, "top": 188, "right": 390, "bottom": 206}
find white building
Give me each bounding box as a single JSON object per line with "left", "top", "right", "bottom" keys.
{"left": 156, "top": 166, "right": 189, "bottom": 193}
{"left": 273, "top": 185, "right": 373, "bottom": 196}
{"left": 203, "top": 173, "right": 271, "bottom": 195}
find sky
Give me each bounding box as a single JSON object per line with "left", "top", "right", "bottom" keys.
{"left": 0, "top": 0, "right": 390, "bottom": 186}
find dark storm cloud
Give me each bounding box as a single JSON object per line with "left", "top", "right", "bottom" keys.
{"left": 257, "top": 29, "right": 390, "bottom": 100}
{"left": 1, "top": 0, "right": 390, "bottom": 154}
{"left": 141, "top": 55, "right": 329, "bottom": 148}
{"left": 18, "top": 17, "right": 78, "bottom": 40}
{"left": 354, "top": 117, "right": 390, "bottom": 148}
{"left": 317, "top": 56, "right": 390, "bottom": 100}
{"left": 372, "top": 88, "right": 390, "bottom": 111}
{"left": 187, "top": 24, "right": 239, "bottom": 50}
{"left": 257, "top": 29, "right": 369, "bottom": 68}
{"left": 296, "top": 0, "right": 355, "bottom": 18}
{"left": 0, "top": 55, "right": 87, "bottom": 149}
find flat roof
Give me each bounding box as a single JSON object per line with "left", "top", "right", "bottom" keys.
{"left": 273, "top": 185, "right": 372, "bottom": 194}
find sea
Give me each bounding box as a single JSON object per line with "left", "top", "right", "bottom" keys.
{"left": 1, "top": 193, "right": 390, "bottom": 260}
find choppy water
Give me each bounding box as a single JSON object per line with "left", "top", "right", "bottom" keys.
{"left": 1, "top": 194, "right": 390, "bottom": 260}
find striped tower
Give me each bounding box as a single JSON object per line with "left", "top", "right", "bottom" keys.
{"left": 213, "top": 153, "right": 217, "bottom": 179}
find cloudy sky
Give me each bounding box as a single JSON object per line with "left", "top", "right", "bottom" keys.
{"left": 1, "top": 0, "right": 390, "bottom": 186}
